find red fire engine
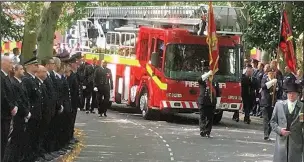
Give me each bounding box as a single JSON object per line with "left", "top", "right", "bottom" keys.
{"left": 80, "top": 5, "right": 244, "bottom": 124}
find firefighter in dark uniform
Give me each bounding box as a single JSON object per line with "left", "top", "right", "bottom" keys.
{"left": 1, "top": 56, "right": 18, "bottom": 159}
{"left": 65, "top": 56, "right": 80, "bottom": 144}
{"left": 93, "top": 60, "right": 113, "bottom": 117}
{"left": 21, "top": 57, "right": 43, "bottom": 161}
{"left": 260, "top": 68, "right": 282, "bottom": 140}
{"left": 241, "top": 64, "right": 259, "bottom": 124}
{"left": 49, "top": 57, "right": 65, "bottom": 155}
{"left": 59, "top": 59, "right": 73, "bottom": 149}
{"left": 282, "top": 66, "right": 296, "bottom": 100}
{"left": 3, "top": 64, "right": 30, "bottom": 162}
{"left": 76, "top": 53, "right": 90, "bottom": 111}
{"left": 84, "top": 57, "right": 98, "bottom": 114}
{"left": 198, "top": 65, "right": 220, "bottom": 138}
{"left": 35, "top": 64, "right": 54, "bottom": 161}
{"left": 41, "top": 58, "right": 58, "bottom": 156}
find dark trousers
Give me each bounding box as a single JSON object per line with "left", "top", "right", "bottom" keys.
{"left": 26, "top": 118, "right": 41, "bottom": 156}
{"left": 70, "top": 110, "right": 78, "bottom": 140}
{"left": 243, "top": 99, "right": 253, "bottom": 120}
{"left": 84, "top": 86, "right": 98, "bottom": 112}
{"left": 199, "top": 104, "right": 214, "bottom": 135}
{"left": 97, "top": 86, "right": 110, "bottom": 115}
{"left": 1, "top": 119, "right": 11, "bottom": 159}
{"left": 262, "top": 106, "right": 273, "bottom": 138}
{"left": 79, "top": 87, "right": 85, "bottom": 110}
{"left": 47, "top": 113, "right": 62, "bottom": 152}
{"left": 3, "top": 116, "right": 27, "bottom": 162}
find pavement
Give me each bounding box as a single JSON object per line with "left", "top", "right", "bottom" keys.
{"left": 74, "top": 105, "right": 275, "bottom": 162}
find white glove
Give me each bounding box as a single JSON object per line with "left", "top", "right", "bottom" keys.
{"left": 25, "top": 118, "right": 29, "bottom": 123}
{"left": 82, "top": 86, "right": 86, "bottom": 89}
{"left": 265, "top": 79, "right": 277, "bottom": 89}
{"left": 201, "top": 70, "right": 213, "bottom": 81}
{"left": 276, "top": 87, "right": 279, "bottom": 91}
{"left": 256, "top": 98, "right": 259, "bottom": 101}
{"left": 26, "top": 112, "right": 31, "bottom": 119}
{"left": 94, "top": 87, "right": 98, "bottom": 92}
{"left": 59, "top": 105, "right": 64, "bottom": 113}
{"left": 11, "top": 106, "right": 18, "bottom": 116}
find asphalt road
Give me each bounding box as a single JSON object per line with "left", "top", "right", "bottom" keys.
{"left": 74, "top": 105, "right": 275, "bottom": 162}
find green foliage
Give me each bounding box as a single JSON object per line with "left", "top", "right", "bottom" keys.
{"left": 243, "top": 2, "right": 304, "bottom": 53}
{"left": 0, "top": 2, "right": 24, "bottom": 41}
{"left": 56, "top": 2, "right": 92, "bottom": 33}
{"left": 243, "top": 2, "right": 282, "bottom": 53}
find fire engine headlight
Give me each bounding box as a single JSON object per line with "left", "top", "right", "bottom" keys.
{"left": 167, "top": 93, "right": 182, "bottom": 98}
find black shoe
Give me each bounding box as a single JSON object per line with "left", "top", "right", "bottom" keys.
{"left": 90, "top": 111, "right": 95, "bottom": 114}
{"left": 264, "top": 137, "right": 270, "bottom": 141}
{"left": 86, "top": 111, "right": 90, "bottom": 114}
{"left": 200, "top": 131, "right": 207, "bottom": 137}
{"left": 42, "top": 153, "right": 54, "bottom": 161}
{"left": 103, "top": 113, "right": 107, "bottom": 117}
{"left": 56, "top": 150, "right": 65, "bottom": 155}
{"left": 49, "top": 152, "right": 60, "bottom": 158}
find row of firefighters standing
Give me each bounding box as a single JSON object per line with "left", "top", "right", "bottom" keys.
{"left": 0, "top": 52, "right": 113, "bottom": 162}
{"left": 198, "top": 59, "right": 304, "bottom": 161}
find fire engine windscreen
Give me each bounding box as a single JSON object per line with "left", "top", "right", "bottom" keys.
{"left": 164, "top": 44, "right": 240, "bottom": 81}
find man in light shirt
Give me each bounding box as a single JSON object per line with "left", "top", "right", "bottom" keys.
{"left": 270, "top": 83, "right": 304, "bottom": 162}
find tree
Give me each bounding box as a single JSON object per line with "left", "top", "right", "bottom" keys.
{"left": 36, "top": 2, "right": 64, "bottom": 61}
{"left": 243, "top": 2, "right": 304, "bottom": 54}
{"left": 0, "top": 2, "right": 24, "bottom": 42}
{"left": 22, "top": 2, "right": 43, "bottom": 61}
{"left": 56, "top": 2, "right": 95, "bottom": 33}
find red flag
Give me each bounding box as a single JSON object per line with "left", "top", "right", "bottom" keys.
{"left": 206, "top": 2, "right": 219, "bottom": 74}
{"left": 279, "top": 10, "right": 296, "bottom": 73}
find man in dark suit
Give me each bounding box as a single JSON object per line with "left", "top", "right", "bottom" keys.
{"left": 241, "top": 64, "right": 259, "bottom": 124}
{"left": 94, "top": 60, "right": 113, "bottom": 117}
{"left": 1, "top": 56, "right": 18, "bottom": 159}
{"left": 84, "top": 57, "right": 98, "bottom": 113}
{"left": 22, "top": 57, "right": 43, "bottom": 161}
{"left": 3, "top": 64, "right": 30, "bottom": 162}
{"left": 75, "top": 53, "right": 88, "bottom": 111}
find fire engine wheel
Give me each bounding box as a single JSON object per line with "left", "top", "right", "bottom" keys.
{"left": 139, "top": 91, "right": 153, "bottom": 120}
{"left": 213, "top": 110, "right": 223, "bottom": 125}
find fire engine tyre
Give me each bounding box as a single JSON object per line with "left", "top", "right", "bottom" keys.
{"left": 139, "top": 89, "right": 154, "bottom": 120}
{"left": 213, "top": 110, "right": 223, "bottom": 125}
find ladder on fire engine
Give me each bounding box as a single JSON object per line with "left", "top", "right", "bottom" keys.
{"left": 81, "top": 5, "right": 244, "bottom": 57}
{"left": 84, "top": 5, "right": 244, "bottom": 35}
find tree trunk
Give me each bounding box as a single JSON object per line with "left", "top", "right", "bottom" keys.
{"left": 21, "top": 3, "right": 41, "bottom": 63}
{"left": 261, "top": 50, "right": 271, "bottom": 63}
{"left": 36, "top": 2, "right": 64, "bottom": 62}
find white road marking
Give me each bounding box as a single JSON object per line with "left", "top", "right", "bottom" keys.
{"left": 102, "top": 116, "right": 176, "bottom": 161}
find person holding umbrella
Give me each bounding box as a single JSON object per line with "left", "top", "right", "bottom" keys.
{"left": 270, "top": 82, "right": 304, "bottom": 162}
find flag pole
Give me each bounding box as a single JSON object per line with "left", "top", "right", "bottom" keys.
{"left": 272, "top": 2, "right": 285, "bottom": 107}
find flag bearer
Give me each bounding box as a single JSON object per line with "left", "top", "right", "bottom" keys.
{"left": 260, "top": 69, "right": 281, "bottom": 140}
{"left": 198, "top": 67, "right": 220, "bottom": 138}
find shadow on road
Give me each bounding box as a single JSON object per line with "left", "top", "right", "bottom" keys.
{"left": 109, "top": 104, "right": 263, "bottom": 131}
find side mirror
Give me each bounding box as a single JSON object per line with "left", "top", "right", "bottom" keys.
{"left": 151, "top": 52, "right": 159, "bottom": 67}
